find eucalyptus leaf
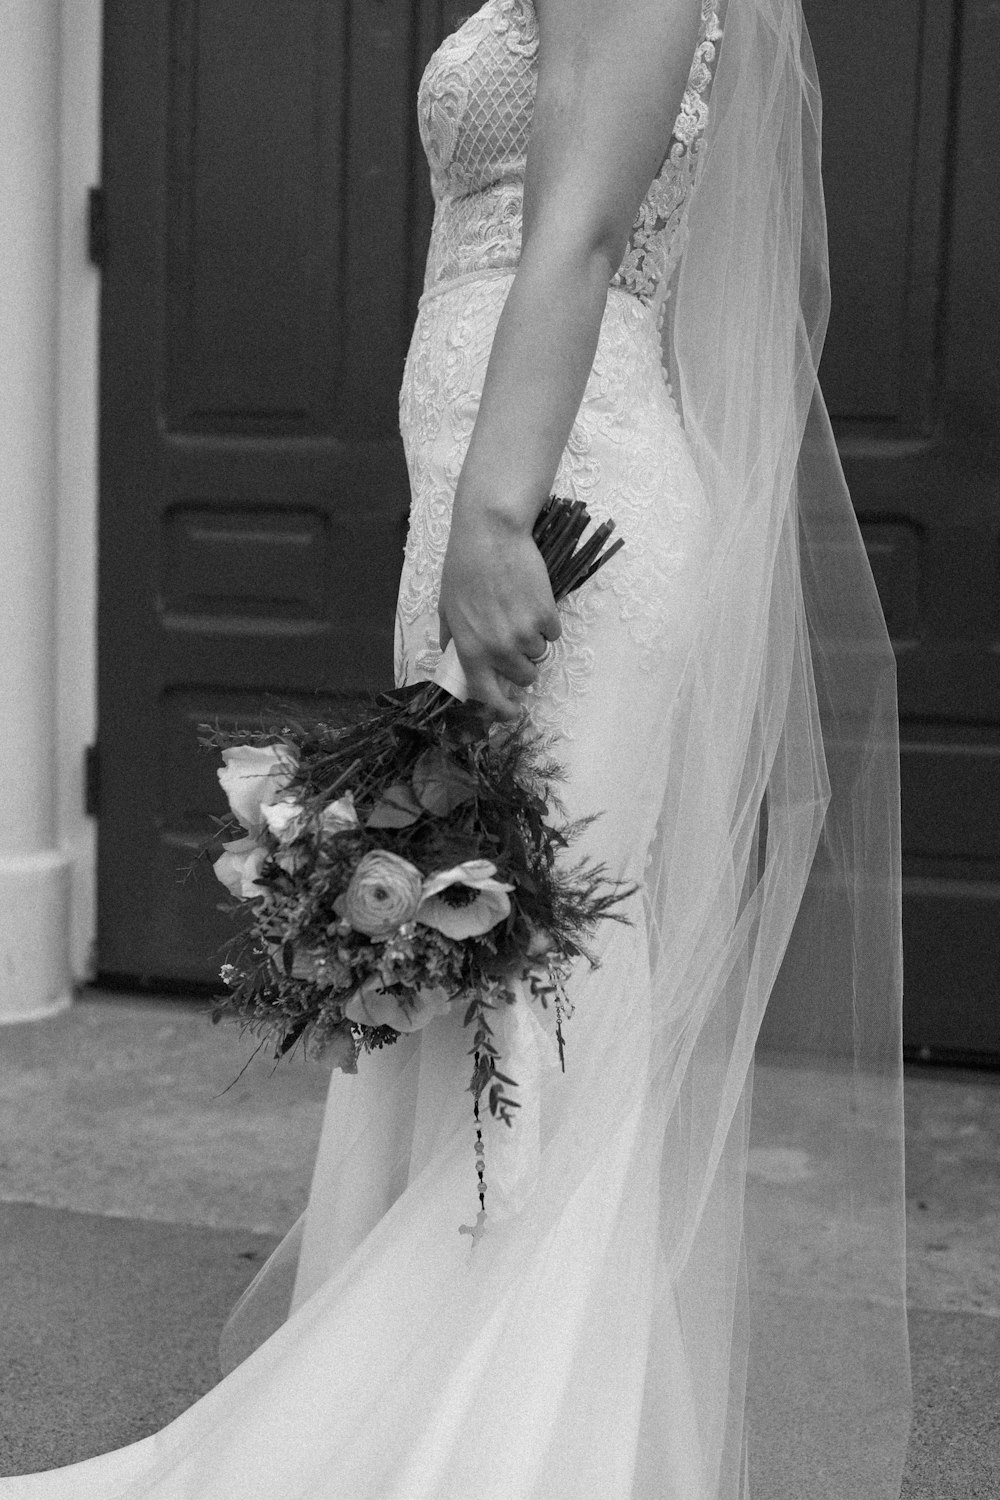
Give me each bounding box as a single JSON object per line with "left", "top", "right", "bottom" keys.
{"left": 366, "top": 782, "right": 423, "bottom": 828}
{"left": 412, "top": 745, "right": 477, "bottom": 815}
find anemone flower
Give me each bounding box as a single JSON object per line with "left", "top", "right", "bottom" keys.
{"left": 415, "top": 859, "right": 513, "bottom": 941}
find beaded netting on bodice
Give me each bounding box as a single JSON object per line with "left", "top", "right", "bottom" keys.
{"left": 418, "top": 0, "right": 723, "bottom": 313}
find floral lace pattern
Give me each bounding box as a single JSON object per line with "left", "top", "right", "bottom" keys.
{"left": 396, "top": 278, "right": 714, "bottom": 739}
{"left": 398, "top": 0, "right": 721, "bottom": 739}
{"left": 615, "top": 4, "right": 724, "bottom": 310}
{"left": 418, "top": 0, "right": 722, "bottom": 305}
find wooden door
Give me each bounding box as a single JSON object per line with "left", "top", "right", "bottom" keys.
{"left": 96, "top": 0, "right": 453, "bottom": 984}
{"left": 804, "top": 0, "right": 1000, "bottom": 1060}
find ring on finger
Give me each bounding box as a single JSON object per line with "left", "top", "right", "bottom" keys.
{"left": 527, "top": 640, "right": 554, "bottom": 666}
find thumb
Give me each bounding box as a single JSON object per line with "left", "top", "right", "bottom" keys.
{"left": 542, "top": 602, "right": 563, "bottom": 642}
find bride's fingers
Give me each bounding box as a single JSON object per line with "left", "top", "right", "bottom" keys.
{"left": 539, "top": 607, "right": 562, "bottom": 644}
{"left": 466, "top": 664, "right": 524, "bottom": 722}
{"left": 496, "top": 651, "right": 537, "bottom": 688}
{"left": 449, "top": 628, "right": 540, "bottom": 689}
{"left": 464, "top": 650, "right": 535, "bottom": 695}
{"left": 451, "top": 641, "right": 532, "bottom": 714}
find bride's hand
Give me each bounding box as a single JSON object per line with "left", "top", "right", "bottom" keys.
{"left": 438, "top": 506, "right": 562, "bottom": 722}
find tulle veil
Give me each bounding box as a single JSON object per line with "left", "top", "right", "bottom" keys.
{"left": 220, "top": 1, "right": 911, "bottom": 1494}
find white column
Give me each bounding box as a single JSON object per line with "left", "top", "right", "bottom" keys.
{"left": 0, "top": 0, "right": 73, "bottom": 1020}
{"left": 56, "top": 0, "right": 101, "bottom": 982}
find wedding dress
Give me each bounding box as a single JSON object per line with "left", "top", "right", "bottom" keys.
{"left": 2, "top": 1, "right": 910, "bottom": 1496}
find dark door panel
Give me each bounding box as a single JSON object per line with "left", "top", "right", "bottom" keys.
{"left": 98, "top": 0, "right": 430, "bottom": 982}
{"left": 804, "top": 0, "right": 1000, "bottom": 1058}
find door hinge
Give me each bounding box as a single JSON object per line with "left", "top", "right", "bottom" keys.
{"left": 85, "top": 743, "right": 100, "bottom": 818}
{"left": 87, "top": 186, "right": 106, "bottom": 268}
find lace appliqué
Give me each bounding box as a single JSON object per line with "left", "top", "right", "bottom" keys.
{"left": 611, "top": 0, "right": 723, "bottom": 307}
{"left": 396, "top": 280, "right": 712, "bottom": 742}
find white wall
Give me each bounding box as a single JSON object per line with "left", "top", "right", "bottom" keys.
{"left": 56, "top": 0, "right": 102, "bottom": 981}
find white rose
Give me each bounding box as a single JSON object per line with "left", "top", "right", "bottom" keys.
{"left": 274, "top": 848, "right": 306, "bottom": 878}
{"left": 415, "top": 859, "right": 513, "bottom": 940}
{"left": 213, "top": 835, "right": 268, "bottom": 900}
{"left": 344, "top": 976, "right": 453, "bottom": 1033}
{"left": 319, "top": 793, "right": 359, "bottom": 836}
{"left": 217, "top": 743, "right": 298, "bottom": 836}
{"left": 261, "top": 797, "right": 304, "bottom": 843}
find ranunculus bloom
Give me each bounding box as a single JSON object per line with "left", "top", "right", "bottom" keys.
{"left": 213, "top": 835, "right": 268, "bottom": 899}
{"left": 415, "top": 859, "right": 513, "bottom": 940}
{"left": 217, "top": 743, "right": 298, "bottom": 836}
{"left": 344, "top": 976, "right": 453, "bottom": 1033}
{"left": 319, "top": 794, "right": 359, "bottom": 836}
{"left": 340, "top": 851, "right": 422, "bottom": 938}
{"left": 261, "top": 797, "right": 304, "bottom": 843}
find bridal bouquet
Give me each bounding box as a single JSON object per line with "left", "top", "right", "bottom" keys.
{"left": 204, "top": 498, "right": 627, "bottom": 1227}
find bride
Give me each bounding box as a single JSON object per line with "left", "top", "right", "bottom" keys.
{"left": 3, "top": 0, "right": 911, "bottom": 1494}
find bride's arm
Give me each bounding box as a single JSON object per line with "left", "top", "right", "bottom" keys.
{"left": 438, "top": 0, "right": 703, "bottom": 718}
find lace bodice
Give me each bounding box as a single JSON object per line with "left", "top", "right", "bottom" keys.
{"left": 418, "top": 0, "right": 722, "bottom": 308}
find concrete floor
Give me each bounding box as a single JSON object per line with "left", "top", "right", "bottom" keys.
{"left": 0, "top": 990, "right": 998, "bottom": 1492}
